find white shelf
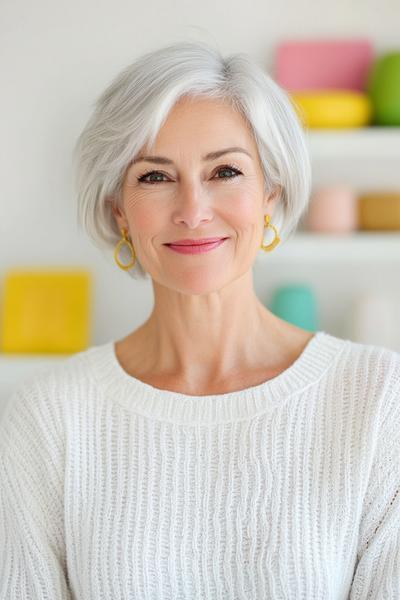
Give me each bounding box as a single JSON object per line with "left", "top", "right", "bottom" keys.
{"left": 305, "top": 127, "right": 400, "bottom": 159}
{"left": 256, "top": 231, "right": 400, "bottom": 262}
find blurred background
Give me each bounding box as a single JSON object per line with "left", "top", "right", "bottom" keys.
{"left": 1, "top": 0, "right": 400, "bottom": 408}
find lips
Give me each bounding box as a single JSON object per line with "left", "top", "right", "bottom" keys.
{"left": 166, "top": 237, "right": 227, "bottom": 246}
{"left": 166, "top": 238, "right": 228, "bottom": 254}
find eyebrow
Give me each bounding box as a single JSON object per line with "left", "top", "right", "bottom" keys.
{"left": 131, "top": 146, "right": 252, "bottom": 166}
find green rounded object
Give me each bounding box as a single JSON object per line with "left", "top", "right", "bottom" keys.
{"left": 269, "top": 284, "right": 318, "bottom": 332}
{"left": 367, "top": 52, "right": 400, "bottom": 125}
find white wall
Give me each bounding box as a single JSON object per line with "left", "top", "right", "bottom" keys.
{"left": 1, "top": 0, "right": 400, "bottom": 347}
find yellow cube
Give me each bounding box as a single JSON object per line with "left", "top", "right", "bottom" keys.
{"left": 0, "top": 269, "right": 92, "bottom": 354}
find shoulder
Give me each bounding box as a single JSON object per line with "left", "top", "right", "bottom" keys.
{"left": 0, "top": 343, "right": 108, "bottom": 456}
{"left": 333, "top": 335, "right": 400, "bottom": 426}
{"left": 320, "top": 328, "right": 399, "bottom": 377}
{"left": 317, "top": 331, "right": 400, "bottom": 388}
{"left": 342, "top": 336, "right": 400, "bottom": 389}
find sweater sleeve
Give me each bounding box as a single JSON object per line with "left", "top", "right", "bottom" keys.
{"left": 0, "top": 375, "right": 72, "bottom": 599}
{"left": 349, "top": 373, "right": 400, "bottom": 599}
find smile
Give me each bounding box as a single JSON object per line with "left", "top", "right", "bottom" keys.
{"left": 165, "top": 238, "right": 228, "bottom": 254}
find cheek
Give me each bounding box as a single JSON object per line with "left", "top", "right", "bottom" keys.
{"left": 124, "top": 194, "right": 165, "bottom": 234}
{"left": 131, "top": 208, "right": 159, "bottom": 233}
{"left": 221, "top": 187, "right": 261, "bottom": 230}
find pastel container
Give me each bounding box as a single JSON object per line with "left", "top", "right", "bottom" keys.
{"left": 306, "top": 185, "right": 358, "bottom": 233}
{"left": 276, "top": 39, "right": 374, "bottom": 92}
{"left": 290, "top": 91, "right": 372, "bottom": 128}
{"left": 358, "top": 191, "right": 400, "bottom": 231}
{"left": 269, "top": 284, "right": 318, "bottom": 331}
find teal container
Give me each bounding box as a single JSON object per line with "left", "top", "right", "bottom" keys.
{"left": 269, "top": 284, "right": 318, "bottom": 331}
{"left": 367, "top": 51, "right": 400, "bottom": 125}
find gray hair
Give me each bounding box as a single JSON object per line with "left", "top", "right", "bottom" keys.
{"left": 72, "top": 40, "right": 311, "bottom": 280}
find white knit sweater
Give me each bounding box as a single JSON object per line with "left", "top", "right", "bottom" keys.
{"left": 1, "top": 330, "right": 399, "bottom": 599}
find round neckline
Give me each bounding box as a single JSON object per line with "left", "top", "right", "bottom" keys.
{"left": 89, "top": 330, "right": 349, "bottom": 424}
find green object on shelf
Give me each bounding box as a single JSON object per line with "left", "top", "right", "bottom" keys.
{"left": 368, "top": 51, "right": 400, "bottom": 125}
{"left": 269, "top": 284, "right": 318, "bottom": 331}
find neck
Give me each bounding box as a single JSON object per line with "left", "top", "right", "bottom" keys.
{"left": 121, "top": 271, "right": 310, "bottom": 391}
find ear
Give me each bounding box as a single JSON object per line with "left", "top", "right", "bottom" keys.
{"left": 263, "top": 185, "right": 282, "bottom": 213}
{"left": 106, "top": 196, "right": 128, "bottom": 230}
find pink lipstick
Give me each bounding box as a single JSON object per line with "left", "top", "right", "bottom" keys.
{"left": 165, "top": 237, "right": 228, "bottom": 255}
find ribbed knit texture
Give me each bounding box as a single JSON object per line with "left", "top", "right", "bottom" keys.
{"left": 1, "top": 330, "right": 399, "bottom": 599}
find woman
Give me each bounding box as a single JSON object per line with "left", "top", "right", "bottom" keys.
{"left": 1, "top": 41, "right": 399, "bottom": 599}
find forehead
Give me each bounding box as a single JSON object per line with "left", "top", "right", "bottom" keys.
{"left": 140, "top": 96, "right": 257, "bottom": 158}
{"left": 167, "top": 96, "right": 251, "bottom": 131}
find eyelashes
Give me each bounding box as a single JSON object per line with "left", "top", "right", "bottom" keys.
{"left": 136, "top": 163, "right": 243, "bottom": 185}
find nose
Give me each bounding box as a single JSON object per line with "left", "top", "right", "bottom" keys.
{"left": 171, "top": 180, "right": 214, "bottom": 229}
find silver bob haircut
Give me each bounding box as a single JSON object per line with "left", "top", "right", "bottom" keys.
{"left": 73, "top": 40, "right": 311, "bottom": 280}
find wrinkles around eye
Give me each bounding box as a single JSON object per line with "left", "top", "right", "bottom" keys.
{"left": 136, "top": 165, "right": 243, "bottom": 185}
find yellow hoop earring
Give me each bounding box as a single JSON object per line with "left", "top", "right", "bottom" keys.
{"left": 114, "top": 227, "right": 136, "bottom": 270}
{"left": 260, "top": 214, "right": 280, "bottom": 252}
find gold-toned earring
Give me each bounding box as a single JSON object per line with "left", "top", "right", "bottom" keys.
{"left": 260, "top": 214, "right": 280, "bottom": 252}
{"left": 114, "top": 227, "right": 136, "bottom": 270}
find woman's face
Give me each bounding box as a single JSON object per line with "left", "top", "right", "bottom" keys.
{"left": 112, "top": 96, "right": 279, "bottom": 294}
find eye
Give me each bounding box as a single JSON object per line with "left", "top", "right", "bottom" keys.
{"left": 137, "top": 170, "right": 168, "bottom": 184}
{"left": 136, "top": 163, "right": 243, "bottom": 185}
{"left": 214, "top": 164, "right": 243, "bottom": 181}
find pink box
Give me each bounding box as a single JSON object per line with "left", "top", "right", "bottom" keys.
{"left": 275, "top": 39, "right": 374, "bottom": 92}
